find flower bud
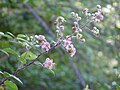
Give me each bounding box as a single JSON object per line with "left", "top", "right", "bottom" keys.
{"left": 56, "top": 30, "right": 59, "bottom": 33}
{"left": 72, "top": 26, "right": 77, "bottom": 32}
{"left": 95, "top": 13, "right": 104, "bottom": 21}
{"left": 77, "top": 17, "right": 81, "bottom": 21}
{"left": 97, "top": 5, "right": 101, "bottom": 9}
{"left": 76, "top": 33, "right": 83, "bottom": 40}
{"left": 83, "top": 8, "right": 88, "bottom": 12}
{"left": 81, "top": 38, "right": 85, "bottom": 42}
{"left": 59, "top": 25, "right": 65, "bottom": 30}
{"left": 74, "top": 22, "right": 78, "bottom": 25}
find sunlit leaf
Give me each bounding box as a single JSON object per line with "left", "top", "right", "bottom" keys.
{"left": 3, "top": 72, "right": 10, "bottom": 77}
{"left": 11, "top": 75, "right": 23, "bottom": 84}
{"left": 16, "top": 38, "right": 31, "bottom": 46}
{"left": 0, "top": 49, "right": 9, "bottom": 56}
{"left": 0, "top": 32, "right": 4, "bottom": 36}
{"left": 116, "top": 84, "right": 120, "bottom": 90}
{"left": 0, "top": 71, "right": 3, "bottom": 74}
{"left": 6, "top": 32, "right": 15, "bottom": 38}
{"left": 4, "top": 80, "right": 18, "bottom": 90}
{"left": 20, "top": 51, "right": 37, "bottom": 64}
{"left": 3, "top": 48, "right": 18, "bottom": 57}
{"left": 50, "top": 69, "right": 55, "bottom": 77}
{"left": 2, "top": 71, "right": 23, "bottom": 84}
{"left": 17, "top": 34, "right": 27, "bottom": 38}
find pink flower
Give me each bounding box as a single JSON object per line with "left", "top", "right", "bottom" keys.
{"left": 63, "top": 36, "right": 72, "bottom": 47}
{"left": 35, "top": 35, "right": 45, "bottom": 42}
{"left": 43, "top": 58, "right": 55, "bottom": 69}
{"left": 41, "top": 41, "right": 50, "bottom": 52}
{"left": 59, "top": 25, "right": 64, "bottom": 30}
{"left": 95, "top": 12, "right": 104, "bottom": 21}
{"left": 66, "top": 44, "right": 76, "bottom": 57}
{"left": 63, "top": 36, "right": 76, "bottom": 57}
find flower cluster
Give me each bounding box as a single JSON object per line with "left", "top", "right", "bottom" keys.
{"left": 71, "top": 12, "right": 86, "bottom": 42}
{"left": 71, "top": 12, "right": 82, "bottom": 32}
{"left": 43, "top": 58, "right": 55, "bottom": 70}
{"left": 91, "top": 27, "right": 100, "bottom": 36}
{"left": 55, "top": 16, "right": 66, "bottom": 38}
{"left": 63, "top": 36, "right": 76, "bottom": 57}
{"left": 82, "top": 5, "right": 104, "bottom": 23}
{"left": 55, "top": 16, "right": 66, "bottom": 30}
{"left": 83, "top": 8, "right": 91, "bottom": 17}
{"left": 76, "top": 33, "right": 85, "bottom": 42}
{"left": 35, "top": 35, "right": 50, "bottom": 52}
{"left": 93, "top": 5, "right": 104, "bottom": 22}
{"left": 35, "top": 5, "right": 104, "bottom": 68}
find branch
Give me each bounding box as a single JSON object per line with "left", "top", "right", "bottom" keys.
{"left": 24, "top": 5, "right": 87, "bottom": 87}
{"left": 0, "top": 41, "right": 61, "bottom": 85}
{"left": 69, "top": 58, "right": 86, "bottom": 88}
{"left": 24, "top": 4, "right": 55, "bottom": 37}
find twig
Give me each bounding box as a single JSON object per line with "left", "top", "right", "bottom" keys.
{"left": 0, "top": 41, "right": 61, "bottom": 85}
{"left": 24, "top": 4, "right": 55, "bottom": 37}
{"left": 69, "top": 58, "right": 86, "bottom": 88}
{"left": 0, "top": 4, "right": 91, "bottom": 88}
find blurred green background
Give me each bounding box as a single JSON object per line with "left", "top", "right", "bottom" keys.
{"left": 0, "top": 0, "right": 120, "bottom": 90}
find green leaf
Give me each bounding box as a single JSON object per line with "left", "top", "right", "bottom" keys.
{"left": 116, "top": 84, "right": 120, "bottom": 90}
{"left": 0, "top": 71, "right": 3, "bottom": 74}
{"left": 17, "top": 34, "right": 29, "bottom": 40}
{"left": 3, "top": 34, "right": 13, "bottom": 39}
{"left": 3, "top": 72, "right": 10, "bottom": 77}
{"left": 6, "top": 32, "right": 15, "bottom": 38}
{"left": 34, "top": 61, "right": 43, "bottom": 66}
{"left": 0, "top": 32, "right": 4, "bottom": 36}
{"left": 17, "top": 38, "right": 31, "bottom": 46}
{"left": 0, "top": 41, "right": 10, "bottom": 48}
{"left": 17, "top": 34, "right": 27, "bottom": 38}
{"left": 50, "top": 69, "right": 55, "bottom": 77}
{"left": 4, "top": 80, "right": 18, "bottom": 90}
{"left": 11, "top": 75, "right": 23, "bottom": 84}
{"left": 3, "top": 48, "right": 18, "bottom": 57}
{"left": 0, "top": 49, "right": 9, "bottom": 56}
{"left": 20, "top": 51, "right": 37, "bottom": 64}
{"left": 2, "top": 72, "right": 23, "bottom": 84}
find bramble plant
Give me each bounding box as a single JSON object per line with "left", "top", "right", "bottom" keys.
{"left": 0, "top": 4, "right": 114, "bottom": 90}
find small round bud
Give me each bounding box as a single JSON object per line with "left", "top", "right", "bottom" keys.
{"left": 93, "top": 27, "right": 97, "bottom": 30}
{"left": 95, "top": 13, "right": 104, "bottom": 21}
{"left": 97, "top": 5, "right": 101, "bottom": 9}
{"left": 72, "top": 26, "right": 77, "bottom": 32}
{"left": 74, "top": 22, "right": 78, "bottom": 25}
{"left": 54, "top": 22, "right": 58, "bottom": 25}
{"left": 77, "top": 17, "right": 81, "bottom": 21}
{"left": 71, "top": 12, "right": 75, "bottom": 16}
{"left": 83, "top": 8, "right": 88, "bottom": 12}
{"left": 78, "top": 28, "right": 82, "bottom": 32}
{"left": 87, "top": 13, "right": 91, "bottom": 16}
{"left": 56, "top": 30, "right": 59, "bottom": 33}
{"left": 75, "top": 13, "right": 78, "bottom": 17}
{"left": 81, "top": 38, "right": 85, "bottom": 42}
{"left": 56, "top": 16, "right": 65, "bottom": 22}
{"left": 77, "top": 33, "right": 83, "bottom": 39}
{"left": 59, "top": 25, "right": 64, "bottom": 30}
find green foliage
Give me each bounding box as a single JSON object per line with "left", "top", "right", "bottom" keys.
{"left": 0, "top": 0, "right": 119, "bottom": 90}
{"left": 3, "top": 48, "right": 18, "bottom": 57}
{"left": 20, "top": 51, "right": 37, "bottom": 64}
{"left": 4, "top": 80, "right": 18, "bottom": 90}
{"left": 0, "top": 71, "right": 23, "bottom": 84}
